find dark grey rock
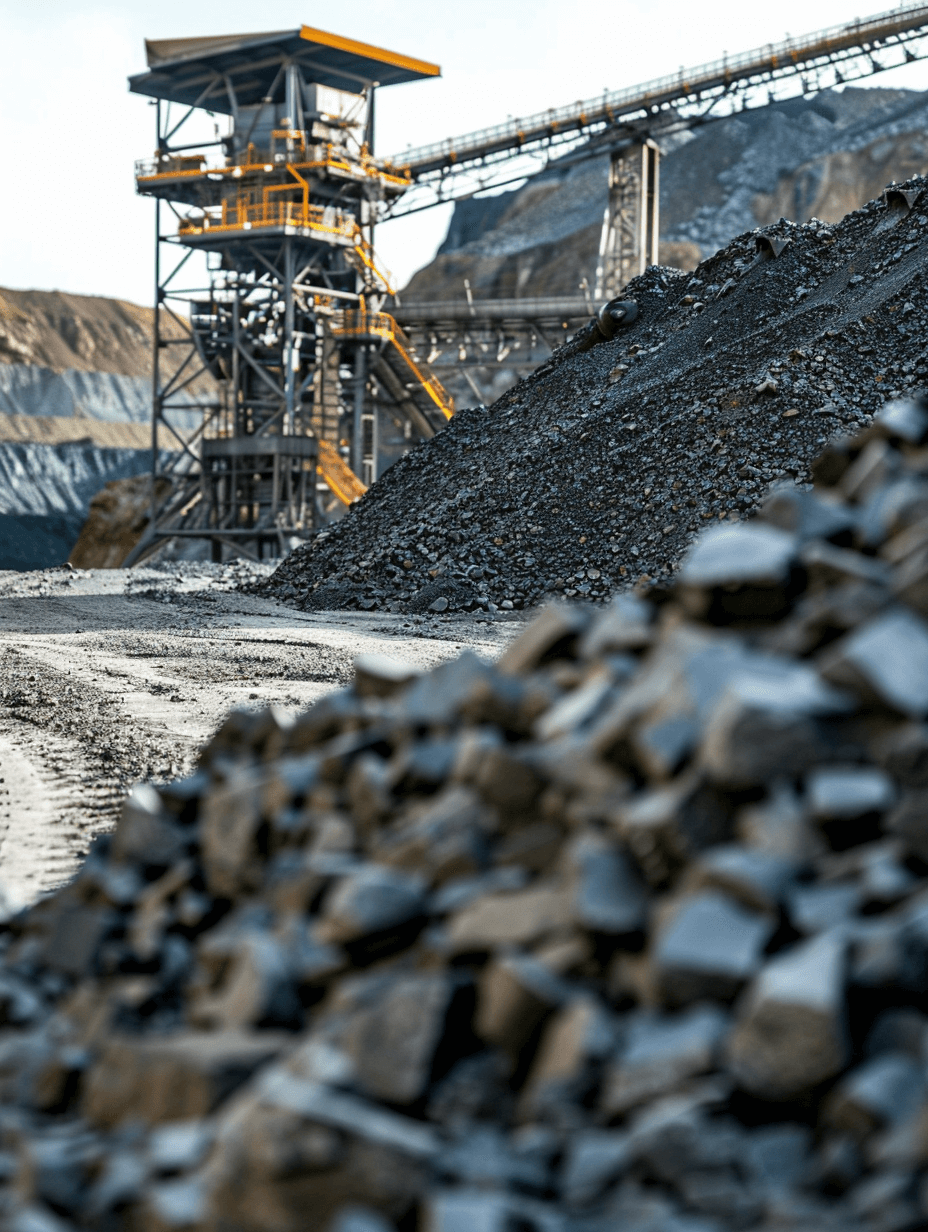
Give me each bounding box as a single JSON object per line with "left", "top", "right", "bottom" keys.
{"left": 314, "top": 972, "right": 454, "bottom": 1105}
{"left": 579, "top": 595, "right": 654, "bottom": 657}
{"left": 699, "top": 658, "right": 851, "bottom": 790}
{"left": 679, "top": 524, "right": 797, "bottom": 588}
{"left": 743, "top": 1124, "right": 812, "bottom": 1193}
{"left": 875, "top": 396, "right": 928, "bottom": 445}
{"left": 111, "top": 783, "right": 186, "bottom": 869}
{"left": 866, "top": 1008, "right": 928, "bottom": 1060}
{"left": 761, "top": 485, "right": 856, "bottom": 543}
{"left": 330, "top": 1206, "right": 397, "bottom": 1232}
{"left": 353, "top": 653, "right": 421, "bottom": 699}
{"left": 318, "top": 865, "right": 426, "bottom": 946}
{"left": 686, "top": 844, "right": 797, "bottom": 913}
{"left": 826, "top": 1052, "right": 926, "bottom": 1137}
{"left": 602, "top": 1005, "right": 730, "bottom": 1117}
{"left": 807, "top": 767, "right": 896, "bottom": 821}
{"left": 560, "top": 1129, "right": 630, "bottom": 1205}
{"left": 520, "top": 996, "right": 616, "bottom": 1118}
{"left": 886, "top": 789, "right": 928, "bottom": 861}
{"left": 474, "top": 952, "right": 565, "bottom": 1055}
{"left": 820, "top": 608, "right": 928, "bottom": 717}
{"left": 422, "top": 1190, "right": 512, "bottom": 1232}
{"left": 440, "top": 1126, "right": 549, "bottom": 1192}
{"left": 787, "top": 881, "right": 861, "bottom": 934}
{"left": 567, "top": 832, "right": 648, "bottom": 935}
{"left": 633, "top": 713, "right": 699, "bottom": 780}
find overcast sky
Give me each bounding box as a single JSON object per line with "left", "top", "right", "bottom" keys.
{"left": 2, "top": 0, "right": 928, "bottom": 306}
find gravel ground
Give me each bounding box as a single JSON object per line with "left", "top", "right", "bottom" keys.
{"left": 264, "top": 177, "right": 928, "bottom": 615}
{"left": 0, "top": 561, "right": 521, "bottom": 911}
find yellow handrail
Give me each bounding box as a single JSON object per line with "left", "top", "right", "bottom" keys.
{"left": 348, "top": 241, "right": 396, "bottom": 296}
{"left": 178, "top": 198, "right": 358, "bottom": 241}
{"left": 136, "top": 148, "right": 411, "bottom": 191}
{"left": 331, "top": 311, "right": 454, "bottom": 421}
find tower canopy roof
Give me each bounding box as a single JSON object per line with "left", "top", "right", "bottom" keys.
{"left": 129, "top": 26, "right": 440, "bottom": 109}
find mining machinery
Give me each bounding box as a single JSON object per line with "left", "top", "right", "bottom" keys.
{"left": 127, "top": 7, "right": 928, "bottom": 562}
{"left": 391, "top": 2, "right": 928, "bottom": 301}
{"left": 126, "top": 27, "right": 452, "bottom": 562}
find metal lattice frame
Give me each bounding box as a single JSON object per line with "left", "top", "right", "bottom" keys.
{"left": 595, "top": 140, "right": 660, "bottom": 302}
{"left": 127, "top": 62, "right": 436, "bottom": 563}
{"left": 387, "top": 3, "right": 928, "bottom": 216}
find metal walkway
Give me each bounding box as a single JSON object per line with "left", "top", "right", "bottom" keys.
{"left": 391, "top": 297, "right": 593, "bottom": 408}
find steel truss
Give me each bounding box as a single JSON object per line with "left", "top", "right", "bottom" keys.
{"left": 594, "top": 140, "right": 660, "bottom": 301}
{"left": 127, "top": 34, "right": 452, "bottom": 563}
{"left": 386, "top": 3, "right": 928, "bottom": 217}
{"left": 393, "top": 297, "right": 592, "bottom": 407}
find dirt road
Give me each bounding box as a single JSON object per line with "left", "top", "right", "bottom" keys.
{"left": 0, "top": 564, "right": 520, "bottom": 911}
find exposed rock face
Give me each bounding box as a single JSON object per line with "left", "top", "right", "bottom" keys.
{"left": 0, "top": 287, "right": 210, "bottom": 569}
{"left": 754, "top": 130, "right": 928, "bottom": 230}
{"left": 0, "top": 287, "right": 158, "bottom": 377}
{"left": 404, "top": 87, "right": 928, "bottom": 303}
{"left": 68, "top": 474, "right": 172, "bottom": 571}
{"left": 0, "top": 442, "right": 156, "bottom": 571}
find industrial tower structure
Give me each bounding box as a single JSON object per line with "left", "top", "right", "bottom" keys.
{"left": 125, "top": 7, "right": 928, "bottom": 562}
{"left": 127, "top": 27, "right": 453, "bottom": 562}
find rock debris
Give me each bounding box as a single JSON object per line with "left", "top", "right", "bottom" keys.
{"left": 6, "top": 394, "right": 928, "bottom": 1228}
{"left": 265, "top": 177, "right": 928, "bottom": 617}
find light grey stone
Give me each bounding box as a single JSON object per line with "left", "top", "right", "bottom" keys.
{"left": 679, "top": 523, "right": 797, "bottom": 588}
{"left": 821, "top": 608, "right": 928, "bottom": 717}
{"left": 651, "top": 892, "right": 774, "bottom": 1006}
{"left": 727, "top": 931, "right": 849, "bottom": 1099}
{"left": 602, "top": 1005, "right": 730, "bottom": 1116}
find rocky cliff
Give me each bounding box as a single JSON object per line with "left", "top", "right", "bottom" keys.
{"left": 404, "top": 86, "right": 928, "bottom": 302}
{"left": 0, "top": 287, "right": 208, "bottom": 570}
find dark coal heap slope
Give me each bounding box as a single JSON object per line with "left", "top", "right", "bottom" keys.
{"left": 11, "top": 398, "right": 928, "bottom": 1231}
{"left": 266, "top": 178, "right": 928, "bottom": 615}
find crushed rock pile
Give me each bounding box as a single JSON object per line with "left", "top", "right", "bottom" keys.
{"left": 11, "top": 398, "right": 928, "bottom": 1229}
{"left": 265, "top": 177, "right": 928, "bottom": 617}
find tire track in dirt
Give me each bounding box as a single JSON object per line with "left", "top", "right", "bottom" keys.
{"left": 0, "top": 565, "right": 522, "bottom": 912}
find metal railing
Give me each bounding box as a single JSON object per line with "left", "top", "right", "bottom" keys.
{"left": 393, "top": 296, "right": 592, "bottom": 322}
{"left": 178, "top": 198, "right": 358, "bottom": 240}
{"left": 332, "top": 311, "right": 454, "bottom": 420}
{"left": 393, "top": 2, "right": 928, "bottom": 176}
{"left": 136, "top": 152, "right": 208, "bottom": 179}
{"left": 136, "top": 143, "right": 411, "bottom": 189}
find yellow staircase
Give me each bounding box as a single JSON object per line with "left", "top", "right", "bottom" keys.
{"left": 317, "top": 437, "right": 367, "bottom": 506}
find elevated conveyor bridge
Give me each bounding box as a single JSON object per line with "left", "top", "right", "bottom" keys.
{"left": 389, "top": 3, "right": 928, "bottom": 216}
{"left": 386, "top": 3, "right": 928, "bottom": 318}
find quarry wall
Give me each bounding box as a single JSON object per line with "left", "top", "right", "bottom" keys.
{"left": 0, "top": 287, "right": 207, "bottom": 570}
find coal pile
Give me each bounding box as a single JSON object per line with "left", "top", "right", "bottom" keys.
{"left": 265, "top": 177, "right": 928, "bottom": 616}
{"left": 10, "top": 398, "right": 928, "bottom": 1229}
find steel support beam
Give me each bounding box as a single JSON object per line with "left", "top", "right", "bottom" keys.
{"left": 595, "top": 139, "right": 660, "bottom": 301}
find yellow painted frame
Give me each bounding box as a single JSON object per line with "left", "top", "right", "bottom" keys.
{"left": 298, "top": 25, "right": 440, "bottom": 78}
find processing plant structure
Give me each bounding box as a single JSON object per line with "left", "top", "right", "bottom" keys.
{"left": 127, "top": 27, "right": 454, "bottom": 562}
{"left": 125, "top": 7, "right": 928, "bottom": 562}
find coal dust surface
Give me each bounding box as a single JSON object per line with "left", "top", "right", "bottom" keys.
{"left": 265, "top": 178, "right": 928, "bottom": 615}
